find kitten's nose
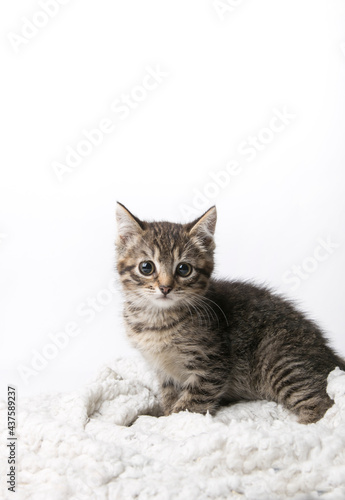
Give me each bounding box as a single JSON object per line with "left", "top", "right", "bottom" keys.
{"left": 159, "top": 285, "right": 172, "bottom": 296}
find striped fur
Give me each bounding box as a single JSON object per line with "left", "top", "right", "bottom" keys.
{"left": 116, "top": 203, "right": 345, "bottom": 424}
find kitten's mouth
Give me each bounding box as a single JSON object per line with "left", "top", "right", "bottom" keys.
{"left": 153, "top": 295, "right": 176, "bottom": 308}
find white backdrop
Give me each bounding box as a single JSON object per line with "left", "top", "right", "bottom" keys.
{"left": 1, "top": 0, "right": 344, "bottom": 397}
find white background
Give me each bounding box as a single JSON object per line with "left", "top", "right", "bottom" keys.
{"left": 1, "top": 0, "right": 344, "bottom": 397}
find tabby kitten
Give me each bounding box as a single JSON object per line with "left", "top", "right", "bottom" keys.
{"left": 115, "top": 202, "right": 345, "bottom": 424}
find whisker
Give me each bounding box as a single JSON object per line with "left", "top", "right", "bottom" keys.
{"left": 195, "top": 294, "right": 229, "bottom": 326}
{"left": 191, "top": 296, "right": 219, "bottom": 329}
{"left": 187, "top": 301, "right": 206, "bottom": 327}
{"left": 186, "top": 296, "right": 215, "bottom": 328}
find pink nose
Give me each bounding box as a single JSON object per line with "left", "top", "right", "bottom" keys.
{"left": 159, "top": 286, "right": 172, "bottom": 296}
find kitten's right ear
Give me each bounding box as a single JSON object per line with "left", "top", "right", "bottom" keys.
{"left": 116, "top": 202, "right": 144, "bottom": 244}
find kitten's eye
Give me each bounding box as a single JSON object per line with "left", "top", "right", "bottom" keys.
{"left": 176, "top": 262, "right": 192, "bottom": 277}
{"left": 139, "top": 261, "right": 155, "bottom": 276}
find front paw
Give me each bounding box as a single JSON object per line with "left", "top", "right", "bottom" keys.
{"left": 163, "top": 406, "right": 173, "bottom": 416}
{"left": 171, "top": 399, "right": 216, "bottom": 415}
{"left": 161, "top": 398, "right": 178, "bottom": 416}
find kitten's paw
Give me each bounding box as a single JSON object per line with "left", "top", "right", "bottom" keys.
{"left": 171, "top": 400, "right": 216, "bottom": 416}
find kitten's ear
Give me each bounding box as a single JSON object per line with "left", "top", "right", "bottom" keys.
{"left": 187, "top": 206, "right": 217, "bottom": 240}
{"left": 116, "top": 202, "right": 145, "bottom": 244}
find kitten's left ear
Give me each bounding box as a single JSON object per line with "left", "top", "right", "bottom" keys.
{"left": 186, "top": 206, "right": 217, "bottom": 239}
{"left": 116, "top": 202, "right": 145, "bottom": 244}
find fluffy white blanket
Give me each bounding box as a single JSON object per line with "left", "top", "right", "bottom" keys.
{"left": 1, "top": 358, "right": 345, "bottom": 500}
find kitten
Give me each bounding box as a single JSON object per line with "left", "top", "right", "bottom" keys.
{"left": 115, "top": 202, "right": 345, "bottom": 424}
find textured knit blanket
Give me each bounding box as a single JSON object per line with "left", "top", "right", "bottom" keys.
{"left": 1, "top": 358, "right": 345, "bottom": 500}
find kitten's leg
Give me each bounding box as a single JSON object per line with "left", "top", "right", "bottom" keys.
{"left": 284, "top": 387, "right": 333, "bottom": 424}
{"left": 160, "top": 380, "right": 180, "bottom": 416}
{"left": 170, "top": 377, "right": 223, "bottom": 416}
{"left": 266, "top": 364, "right": 334, "bottom": 424}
